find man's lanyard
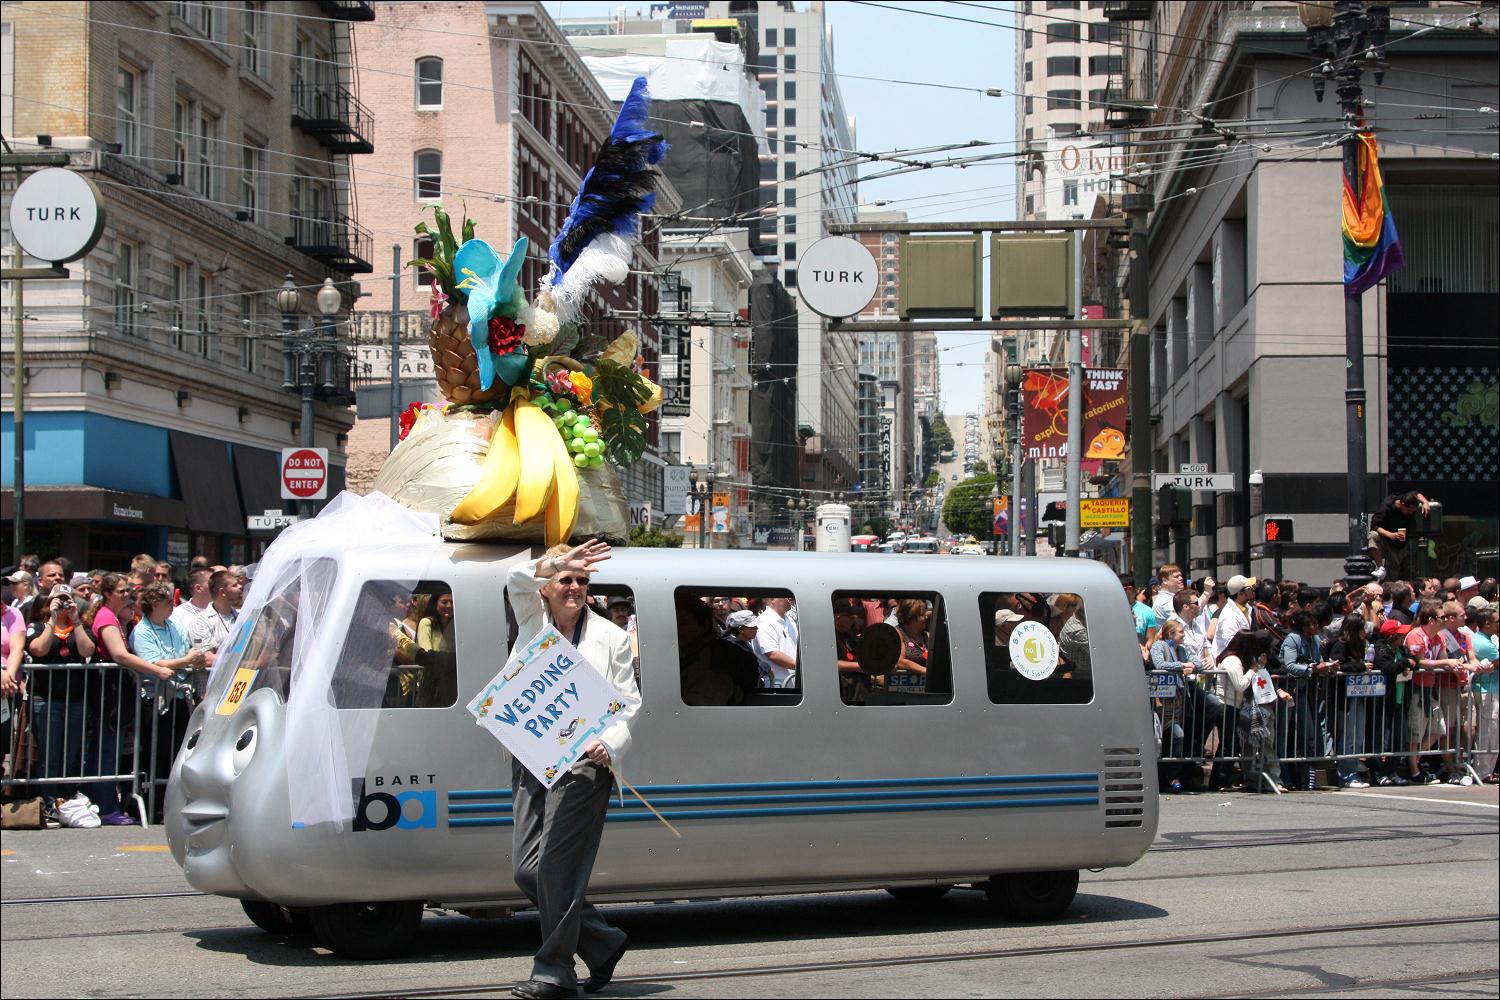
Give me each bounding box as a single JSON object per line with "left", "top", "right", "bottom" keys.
{"left": 571, "top": 614, "right": 585, "bottom": 648}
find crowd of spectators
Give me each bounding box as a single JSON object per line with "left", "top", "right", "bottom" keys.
{"left": 1129, "top": 559, "right": 1498, "bottom": 794}
{"left": 3, "top": 552, "right": 248, "bottom": 827}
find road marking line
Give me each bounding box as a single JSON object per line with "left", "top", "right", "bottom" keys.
{"left": 117, "top": 845, "right": 171, "bottom": 852}
{"left": 1358, "top": 792, "right": 1498, "bottom": 809}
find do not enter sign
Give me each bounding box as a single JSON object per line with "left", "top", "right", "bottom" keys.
{"left": 281, "top": 447, "right": 328, "bottom": 500}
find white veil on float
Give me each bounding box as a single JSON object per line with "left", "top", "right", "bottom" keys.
{"left": 209, "top": 491, "right": 439, "bottom": 831}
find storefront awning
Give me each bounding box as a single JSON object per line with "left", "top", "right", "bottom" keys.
{"left": 1, "top": 486, "right": 186, "bottom": 527}
{"left": 233, "top": 445, "right": 284, "bottom": 520}
{"left": 169, "top": 431, "right": 245, "bottom": 536}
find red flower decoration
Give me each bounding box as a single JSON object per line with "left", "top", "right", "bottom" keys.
{"left": 427, "top": 285, "right": 447, "bottom": 320}
{"left": 487, "top": 315, "right": 526, "bottom": 356}
{"left": 397, "top": 402, "right": 429, "bottom": 442}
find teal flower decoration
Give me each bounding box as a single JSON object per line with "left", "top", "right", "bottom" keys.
{"left": 454, "top": 236, "right": 529, "bottom": 390}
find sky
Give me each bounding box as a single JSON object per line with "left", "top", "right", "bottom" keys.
{"left": 548, "top": 1, "right": 1020, "bottom": 414}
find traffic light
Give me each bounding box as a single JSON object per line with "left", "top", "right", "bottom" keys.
{"left": 1156, "top": 485, "right": 1189, "bottom": 526}
{"left": 1264, "top": 516, "right": 1295, "bottom": 544}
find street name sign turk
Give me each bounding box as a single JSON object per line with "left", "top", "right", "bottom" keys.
{"left": 797, "top": 236, "right": 877, "bottom": 318}
{"left": 1152, "top": 472, "right": 1236, "bottom": 492}
{"left": 8, "top": 167, "right": 106, "bottom": 262}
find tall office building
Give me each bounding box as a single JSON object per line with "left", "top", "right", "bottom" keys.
{"left": 707, "top": 1, "right": 861, "bottom": 498}
{"left": 854, "top": 206, "right": 916, "bottom": 523}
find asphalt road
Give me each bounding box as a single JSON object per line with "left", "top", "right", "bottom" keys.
{"left": 3, "top": 785, "right": 1496, "bottom": 999}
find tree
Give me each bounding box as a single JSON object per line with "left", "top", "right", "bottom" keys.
{"left": 942, "top": 473, "right": 997, "bottom": 539}
{"left": 971, "top": 459, "right": 989, "bottom": 477}
{"left": 628, "top": 523, "right": 684, "bottom": 548}
{"left": 931, "top": 413, "right": 955, "bottom": 454}
{"left": 924, "top": 469, "right": 940, "bottom": 488}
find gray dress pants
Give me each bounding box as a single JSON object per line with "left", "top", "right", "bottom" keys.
{"left": 511, "top": 758, "right": 627, "bottom": 989}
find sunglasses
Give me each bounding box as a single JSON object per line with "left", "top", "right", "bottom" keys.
{"left": 554, "top": 576, "right": 589, "bottom": 587}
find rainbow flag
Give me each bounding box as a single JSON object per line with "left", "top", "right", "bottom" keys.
{"left": 1342, "top": 132, "right": 1405, "bottom": 297}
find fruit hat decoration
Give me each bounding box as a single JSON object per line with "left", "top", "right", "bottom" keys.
{"left": 403, "top": 78, "right": 668, "bottom": 546}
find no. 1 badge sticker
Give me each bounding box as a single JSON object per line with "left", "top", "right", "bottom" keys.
{"left": 1008, "top": 620, "right": 1059, "bottom": 681}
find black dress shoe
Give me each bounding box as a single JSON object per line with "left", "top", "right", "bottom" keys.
{"left": 511, "top": 980, "right": 577, "bottom": 999}
{"left": 584, "top": 934, "right": 630, "bottom": 994}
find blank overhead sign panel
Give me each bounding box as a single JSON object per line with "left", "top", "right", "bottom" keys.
{"left": 899, "top": 234, "right": 982, "bottom": 319}
{"left": 991, "top": 233, "right": 1075, "bottom": 316}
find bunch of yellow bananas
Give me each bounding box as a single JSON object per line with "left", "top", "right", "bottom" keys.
{"left": 449, "top": 393, "right": 579, "bottom": 545}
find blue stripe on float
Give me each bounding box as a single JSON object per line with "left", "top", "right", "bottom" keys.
{"left": 447, "top": 795, "right": 1100, "bottom": 828}
{"left": 448, "top": 784, "right": 1101, "bottom": 814}
{"left": 447, "top": 773, "right": 1099, "bottom": 801}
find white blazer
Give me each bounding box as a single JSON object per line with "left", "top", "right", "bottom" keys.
{"left": 507, "top": 557, "right": 642, "bottom": 770}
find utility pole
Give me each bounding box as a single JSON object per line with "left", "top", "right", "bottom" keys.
{"left": 1064, "top": 232, "right": 1084, "bottom": 558}
{"left": 389, "top": 244, "right": 401, "bottom": 451}
{"left": 9, "top": 240, "right": 22, "bottom": 563}
{"left": 1006, "top": 363, "right": 1023, "bottom": 557}
{"left": 1124, "top": 191, "right": 1154, "bottom": 586}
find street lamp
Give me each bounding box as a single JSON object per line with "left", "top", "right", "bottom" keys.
{"left": 688, "top": 467, "right": 715, "bottom": 550}
{"left": 1297, "top": 0, "right": 1389, "bottom": 588}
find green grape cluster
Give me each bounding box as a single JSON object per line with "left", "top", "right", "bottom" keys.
{"left": 546, "top": 398, "right": 606, "bottom": 468}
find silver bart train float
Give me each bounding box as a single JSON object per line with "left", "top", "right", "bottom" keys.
{"left": 165, "top": 77, "right": 1157, "bottom": 958}
{"left": 165, "top": 532, "right": 1159, "bottom": 959}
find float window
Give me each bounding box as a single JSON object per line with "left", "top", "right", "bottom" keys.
{"left": 979, "top": 591, "right": 1094, "bottom": 705}
{"left": 328, "top": 580, "right": 460, "bottom": 709}
{"left": 830, "top": 593, "right": 953, "bottom": 706}
{"left": 585, "top": 583, "right": 641, "bottom": 691}
{"left": 673, "top": 588, "right": 801, "bottom": 706}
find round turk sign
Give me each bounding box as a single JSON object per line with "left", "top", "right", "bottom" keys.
{"left": 8, "top": 168, "right": 106, "bottom": 263}
{"left": 281, "top": 448, "right": 328, "bottom": 500}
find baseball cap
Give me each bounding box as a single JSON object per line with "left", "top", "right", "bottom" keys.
{"left": 1467, "top": 595, "right": 1493, "bottom": 613}
{"left": 832, "top": 598, "right": 860, "bottom": 616}
{"left": 994, "top": 608, "right": 1025, "bottom": 627}
{"left": 52, "top": 584, "right": 74, "bottom": 599}
{"left": 1459, "top": 575, "right": 1479, "bottom": 591}
{"left": 726, "top": 610, "right": 758, "bottom": 630}
{"left": 1226, "top": 575, "right": 1256, "bottom": 596}
{"left": 5, "top": 570, "right": 31, "bottom": 584}
{"left": 607, "top": 596, "right": 633, "bottom": 610}
{"left": 69, "top": 572, "right": 90, "bottom": 588}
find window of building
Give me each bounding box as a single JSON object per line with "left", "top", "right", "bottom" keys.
{"left": 1089, "top": 88, "right": 1118, "bottom": 108}
{"left": 240, "top": 2, "right": 266, "bottom": 75}
{"left": 1046, "top": 0, "right": 1079, "bottom": 7}
{"left": 1063, "top": 180, "right": 1079, "bottom": 206}
{"left": 981, "top": 591, "right": 1093, "bottom": 704}
{"left": 784, "top": 107, "right": 796, "bottom": 127}
{"left": 783, "top": 160, "right": 797, "bottom": 180}
{"left": 1025, "top": 194, "right": 1035, "bottom": 214}
{"left": 117, "top": 64, "right": 141, "bottom": 157}
{"left": 765, "top": 28, "right": 776, "bottom": 47}
{"left": 1052, "top": 121, "right": 1081, "bottom": 136}
{"left": 415, "top": 149, "right": 442, "bottom": 200}
{"left": 1024, "top": 96, "right": 1034, "bottom": 114}
{"left": 238, "top": 293, "right": 256, "bottom": 372}
{"left": 1046, "top": 22, "right": 1080, "bottom": 43}
{"left": 1090, "top": 22, "right": 1122, "bottom": 43}
{"left": 784, "top": 53, "right": 796, "bottom": 71}
{"left": 1024, "top": 62, "right": 1033, "bottom": 83}
{"left": 784, "top": 241, "right": 796, "bottom": 260}
{"left": 1024, "top": 28, "right": 1033, "bottom": 49}
{"left": 173, "top": 98, "right": 190, "bottom": 180}
{"left": 783, "top": 213, "right": 797, "bottom": 235}
{"left": 196, "top": 272, "right": 213, "bottom": 358}
{"left": 175, "top": 0, "right": 217, "bottom": 38}
{"left": 170, "top": 261, "right": 189, "bottom": 350}
{"left": 1047, "top": 89, "right": 1081, "bottom": 111}
{"left": 783, "top": 27, "right": 796, "bottom": 45}
{"left": 783, "top": 187, "right": 795, "bottom": 208}
{"left": 675, "top": 589, "right": 800, "bottom": 704}
{"left": 414, "top": 236, "right": 435, "bottom": 287}
{"left": 764, "top": 105, "right": 777, "bottom": 128}
{"left": 784, "top": 80, "right": 796, "bottom": 101}
{"left": 1090, "top": 54, "right": 1123, "bottom": 76}
{"left": 115, "top": 239, "right": 139, "bottom": 335}
{"left": 329, "top": 581, "right": 460, "bottom": 709}
{"left": 784, "top": 268, "right": 797, "bottom": 288}
{"left": 416, "top": 56, "right": 443, "bottom": 108}
{"left": 240, "top": 141, "right": 265, "bottom": 224}
{"left": 194, "top": 107, "right": 218, "bottom": 197}
{"left": 1025, "top": 127, "right": 1034, "bottom": 143}
{"left": 1047, "top": 56, "right": 1080, "bottom": 76}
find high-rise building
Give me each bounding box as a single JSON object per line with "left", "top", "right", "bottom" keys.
{"left": 854, "top": 206, "right": 916, "bottom": 523}
{"left": 707, "top": 1, "right": 861, "bottom": 498}
{"left": 2, "top": 0, "right": 375, "bottom": 566}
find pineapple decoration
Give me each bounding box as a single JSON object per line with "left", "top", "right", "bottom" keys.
{"left": 394, "top": 77, "right": 668, "bottom": 546}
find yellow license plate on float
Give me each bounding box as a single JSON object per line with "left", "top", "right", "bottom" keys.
{"left": 216, "top": 667, "right": 261, "bottom": 716}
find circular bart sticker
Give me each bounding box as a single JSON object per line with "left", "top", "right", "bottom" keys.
{"left": 1008, "top": 620, "right": 1059, "bottom": 681}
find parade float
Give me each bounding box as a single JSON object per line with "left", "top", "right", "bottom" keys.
{"left": 372, "top": 77, "right": 667, "bottom": 547}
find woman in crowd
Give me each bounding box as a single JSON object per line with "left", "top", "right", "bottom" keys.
{"left": 129, "top": 582, "right": 207, "bottom": 816}
{"left": 894, "top": 598, "right": 932, "bottom": 688}
{"left": 1326, "top": 612, "right": 1375, "bottom": 789}
{"left": 1465, "top": 604, "right": 1497, "bottom": 783}
{"left": 413, "top": 589, "right": 456, "bottom": 708}
{"left": 25, "top": 586, "right": 110, "bottom": 825}
{"left": 1218, "top": 630, "right": 1293, "bottom": 793}
{"left": 1149, "top": 618, "right": 1193, "bottom": 792}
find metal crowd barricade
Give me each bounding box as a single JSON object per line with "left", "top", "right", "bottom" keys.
{"left": 1148, "top": 667, "right": 1484, "bottom": 790}
{"left": 2, "top": 662, "right": 149, "bottom": 822}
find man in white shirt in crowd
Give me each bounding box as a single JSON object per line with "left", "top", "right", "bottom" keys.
{"left": 186, "top": 569, "right": 243, "bottom": 671}
{"left": 1152, "top": 563, "right": 1185, "bottom": 623}
{"left": 1213, "top": 575, "right": 1257, "bottom": 658}
{"left": 169, "top": 568, "right": 214, "bottom": 634}
{"left": 1168, "top": 588, "right": 1213, "bottom": 669}
{"left": 752, "top": 597, "right": 799, "bottom": 688}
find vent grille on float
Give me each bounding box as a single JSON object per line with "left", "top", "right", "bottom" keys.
{"left": 1102, "top": 746, "right": 1144, "bottom": 828}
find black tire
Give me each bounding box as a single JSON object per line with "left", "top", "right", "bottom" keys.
{"left": 308, "top": 900, "right": 424, "bottom": 960}
{"left": 984, "top": 869, "right": 1079, "bottom": 921}
{"left": 885, "top": 885, "right": 953, "bottom": 903}
{"left": 241, "top": 899, "right": 312, "bottom": 935}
